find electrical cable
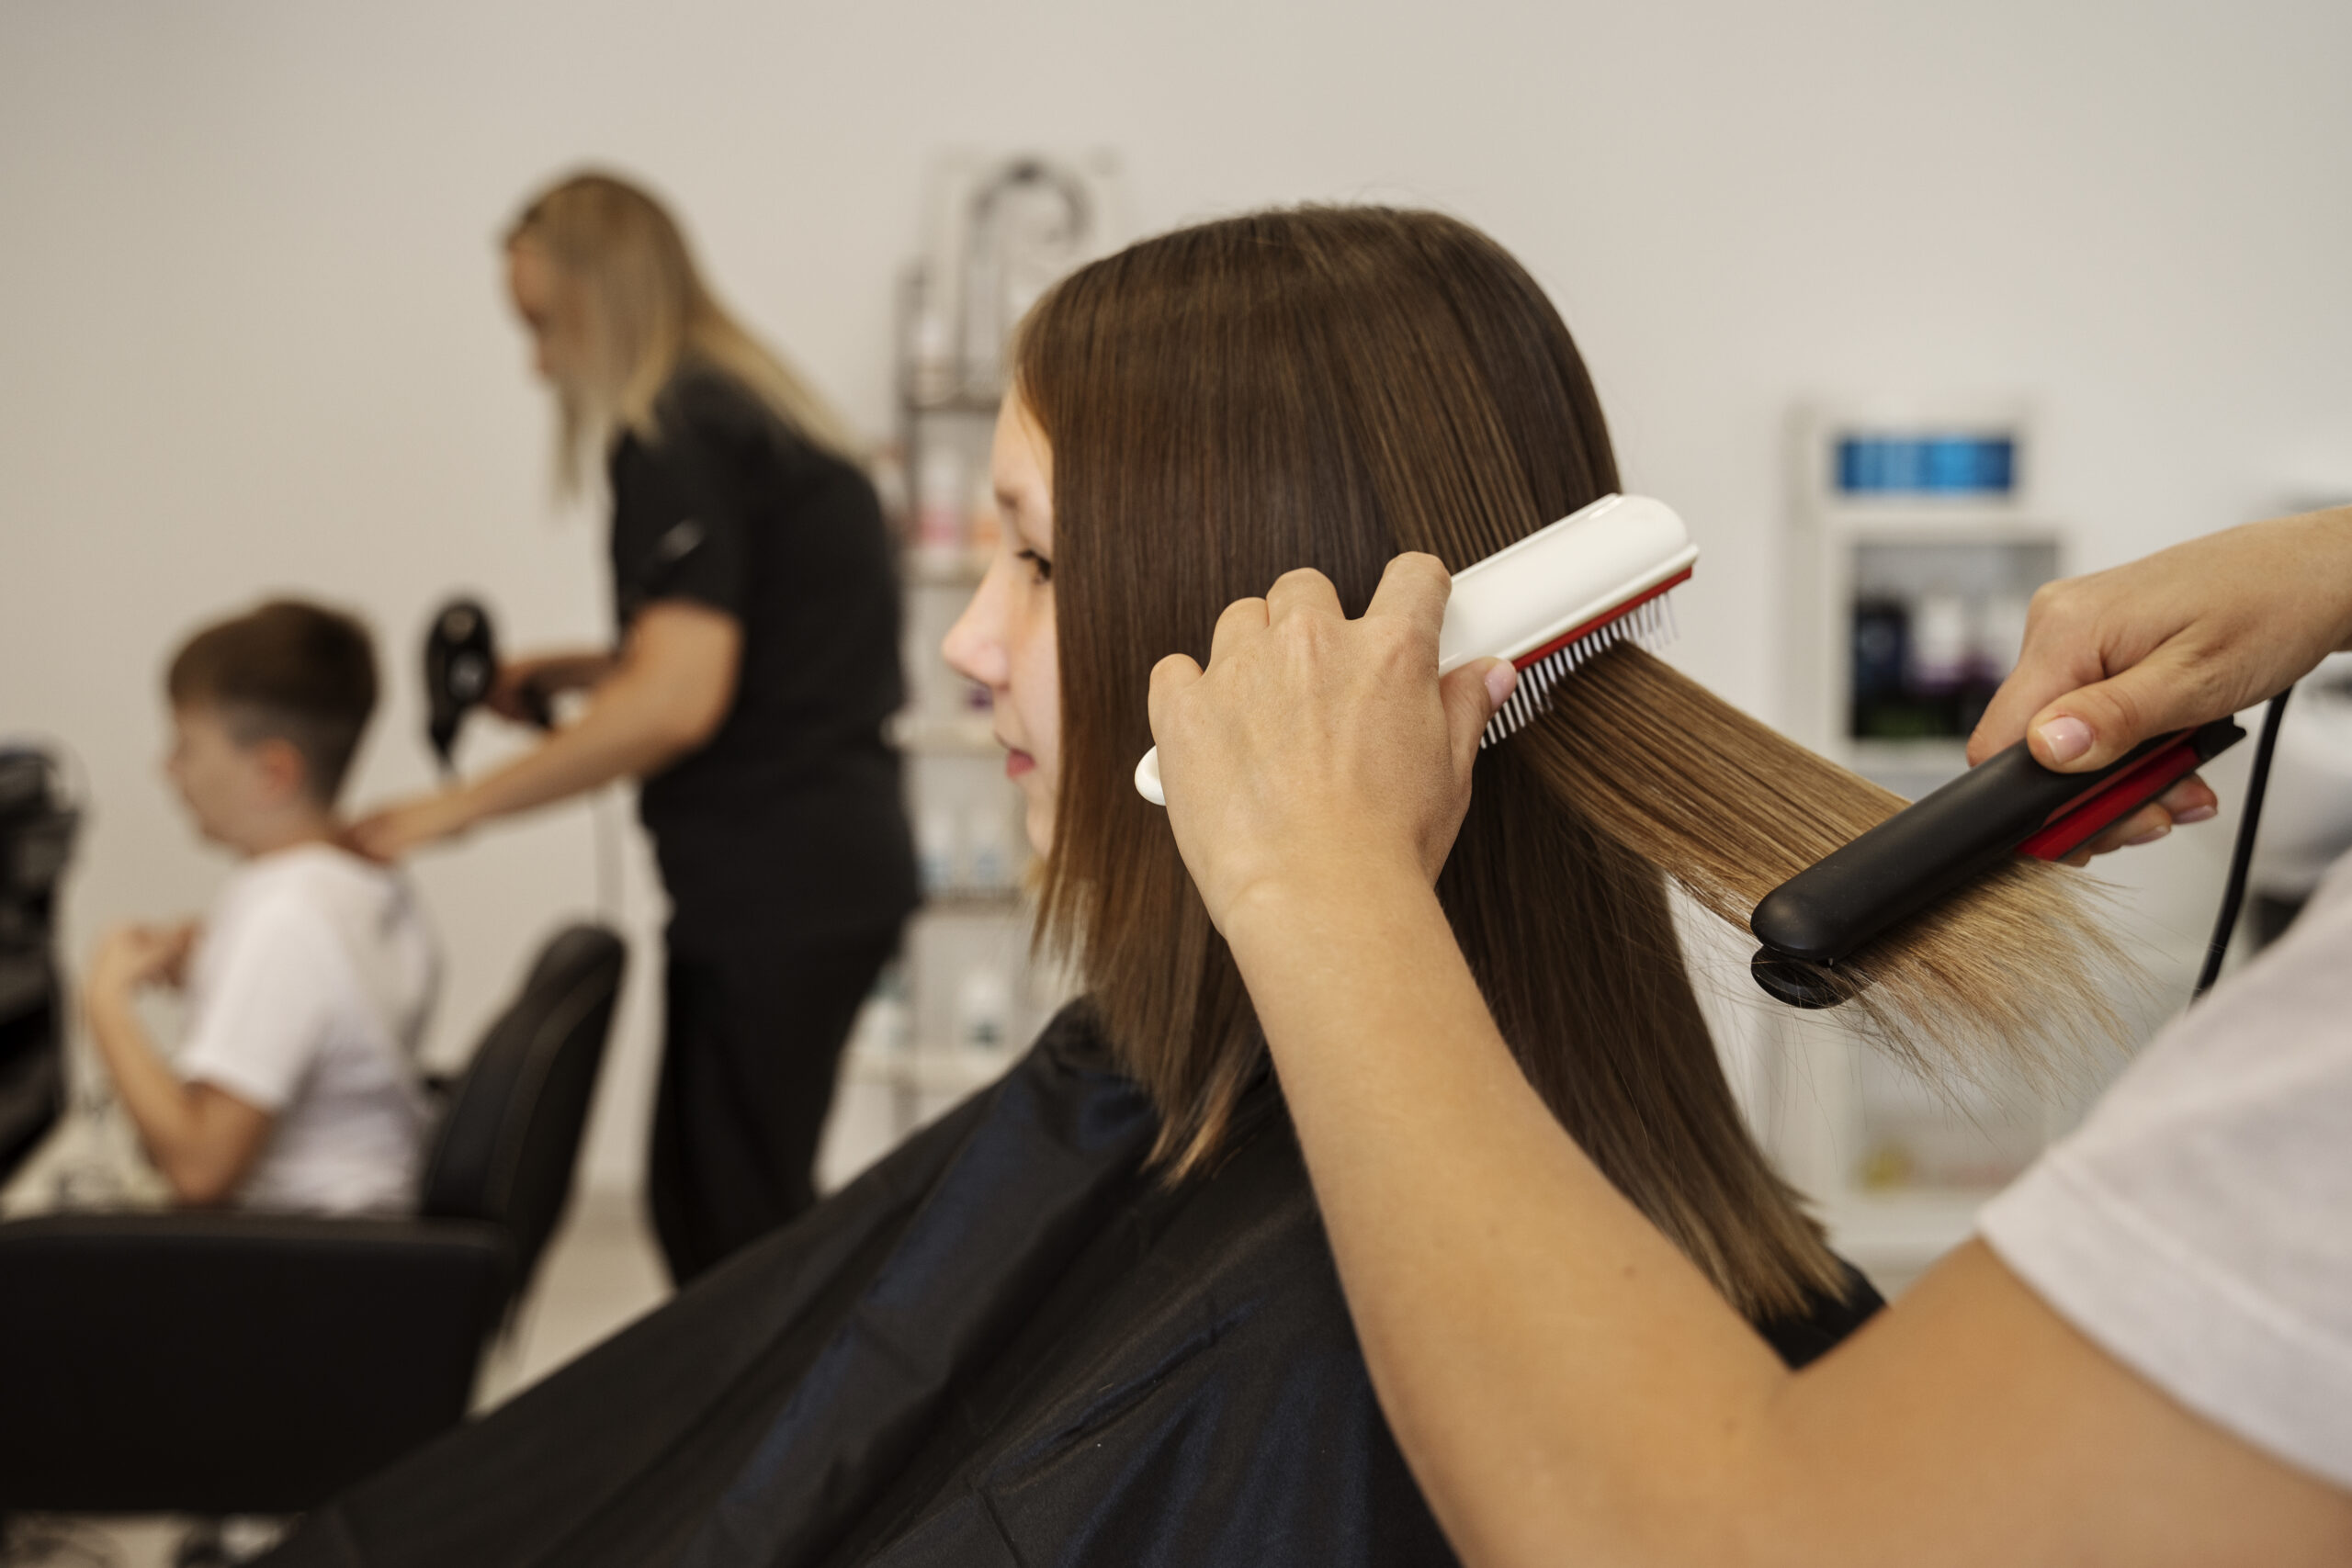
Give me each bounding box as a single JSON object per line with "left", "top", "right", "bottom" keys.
{"left": 593, "top": 785, "right": 623, "bottom": 920}
{"left": 2193, "top": 687, "right": 2292, "bottom": 1000}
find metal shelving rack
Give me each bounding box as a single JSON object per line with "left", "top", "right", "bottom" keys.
{"left": 817, "top": 152, "right": 1121, "bottom": 1173}
{"left": 834, "top": 277, "right": 1063, "bottom": 1136}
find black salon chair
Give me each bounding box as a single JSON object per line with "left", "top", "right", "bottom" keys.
{"left": 0, "top": 922, "right": 625, "bottom": 1517}
{"left": 0, "top": 746, "right": 80, "bottom": 1187}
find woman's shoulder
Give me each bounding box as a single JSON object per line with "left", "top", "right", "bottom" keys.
{"left": 654, "top": 367, "right": 872, "bottom": 499}
{"left": 661, "top": 363, "right": 763, "bottom": 429}
{"left": 657, "top": 367, "right": 815, "bottom": 457}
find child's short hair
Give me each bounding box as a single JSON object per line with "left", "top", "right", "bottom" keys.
{"left": 167, "top": 599, "right": 379, "bottom": 806}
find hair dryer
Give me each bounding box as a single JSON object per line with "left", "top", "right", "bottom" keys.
{"left": 424, "top": 596, "right": 548, "bottom": 774}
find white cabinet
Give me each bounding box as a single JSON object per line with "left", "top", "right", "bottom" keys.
{"left": 1763, "top": 403, "right": 2084, "bottom": 1292}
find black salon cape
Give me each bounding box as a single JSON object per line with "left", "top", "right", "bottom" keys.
{"left": 263, "top": 1004, "right": 1880, "bottom": 1568}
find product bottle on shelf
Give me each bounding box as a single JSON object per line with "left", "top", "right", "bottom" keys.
{"left": 967, "top": 471, "right": 1002, "bottom": 557}
{"left": 917, "top": 804, "right": 960, "bottom": 896}
{"left": 955, "top": 963, "right": 1013, "bottom": 1054}
{"left": 965, "top": 801, "right": 1011, "bottom": 892}
{"left": 915, "top": 446, "right": 967, "bottom": 559}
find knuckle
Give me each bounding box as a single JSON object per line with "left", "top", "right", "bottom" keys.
{"left": 2097, "top": 682, "right": 2144, "bottom": 739}
{"left": 1398, "top": 552, "right": 1449, "bottom": 588}
{"left": 2028, "top": 579, "right": 2094, "bottom": 635}
{"left": 1216, "top": 596, "right": 1265, "bottom": 634}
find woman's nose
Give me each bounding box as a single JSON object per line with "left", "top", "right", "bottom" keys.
{"left": 942, "top": 575, "right": 1010, "bottom": 689}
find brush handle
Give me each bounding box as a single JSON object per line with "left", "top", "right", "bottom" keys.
{"left": 1130, "top": 494, "right": 1696, "bottom": 807}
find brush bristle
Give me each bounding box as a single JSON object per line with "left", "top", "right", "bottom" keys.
{"left": 1482, "top": 590, "right": 1681, "bottom": 748}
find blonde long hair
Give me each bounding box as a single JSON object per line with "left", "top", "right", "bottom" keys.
{"left": 507, "top": 171, "right": 860, "bottom": 489}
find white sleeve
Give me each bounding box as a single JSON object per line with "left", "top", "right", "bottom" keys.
{"left": 1978, "top": 858, "right": 2352, "bottom": 1492}
{"left": 175, "top": 895, "right": 345, "bottom": 1112}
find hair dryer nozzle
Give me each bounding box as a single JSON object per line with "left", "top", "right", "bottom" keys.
{"left": 424, "top": 596, "right": 499, "bottom": 775}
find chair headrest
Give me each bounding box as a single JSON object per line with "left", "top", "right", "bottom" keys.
{"left": 419, "top": 924, "right": 624, "bottom": 1299}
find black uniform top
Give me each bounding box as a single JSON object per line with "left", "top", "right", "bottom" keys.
{"left": 608, "top": 367, "right": 917, "bottom": 946}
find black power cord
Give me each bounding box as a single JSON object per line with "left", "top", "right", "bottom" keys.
{"left": 2192, "top": 688, "right": 2293, "bottom": 1000}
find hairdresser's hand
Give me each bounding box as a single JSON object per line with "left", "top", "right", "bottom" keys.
{"left": 1148, "top": 554, "right": 1517, "bottom": 935}
{"left": 488, "top": 651, "right": 606, "bottom": 724}
{"left": 348, "top": 789, "right": 481, "bottom": 863}
{"left": 1970, "top": 507, "right": 2352, "bottom": 862}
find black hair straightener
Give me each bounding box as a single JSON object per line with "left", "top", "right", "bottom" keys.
{"left": 1749, "top": 696, "right": 2292, "bottom": 1009}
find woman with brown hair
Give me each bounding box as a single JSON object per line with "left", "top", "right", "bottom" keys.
{"left": 355, "top": 173, "right": 916, "bottom": 1283}
{"left": 259, "top": 202, "right": 2077, "bottom": 1565}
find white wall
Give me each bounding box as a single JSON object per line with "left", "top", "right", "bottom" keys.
{"left": 4, "top": 0, "right": 2347, "bottom": 1193}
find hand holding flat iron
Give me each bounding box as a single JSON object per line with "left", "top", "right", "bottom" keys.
{"left": 1970, "top": 506, "right": 2352, "bottom": 862}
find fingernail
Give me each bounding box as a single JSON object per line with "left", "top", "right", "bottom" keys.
{"left": 1483, "top": 659, "right": 1519, "bottom": 711}
{"left": 2123, "top": 823, "right": 2171, "bottom": 847}
{"left": 2171, "top": 804, "right": 2217, "bottom": 825}
{"left": 2036, "top": 716, "right": 2093, "bottom": 765}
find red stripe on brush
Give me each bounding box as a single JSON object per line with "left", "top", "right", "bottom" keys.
{"left": 1510, "top": 567, "right": 1692, "bottom": 671}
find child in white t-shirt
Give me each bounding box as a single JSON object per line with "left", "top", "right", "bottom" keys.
{"left": 80, "top": 599, "right": 438, "bottom": 1213}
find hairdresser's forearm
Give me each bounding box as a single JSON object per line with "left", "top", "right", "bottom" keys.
{"left": 522, "top": 648, "right": 619, "bottom": 693}
{"left": 457, "top": 604, "right": 735, "bottom": 827}
{"left": 1225, "top": 865, "right": 1791, "bottom": 1568}
{"left": 458, "top": 674, "right": 698, "bottom": 824}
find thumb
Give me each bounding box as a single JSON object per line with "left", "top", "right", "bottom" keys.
{"left": 1147, "top": 652, "right": 1204, "bottom": 739}
{"left": 2028, "top": 640, "right": 2224, "bottom": 771}
{"left": 1441, "top": 659, "right": 1517, "bottom": 773}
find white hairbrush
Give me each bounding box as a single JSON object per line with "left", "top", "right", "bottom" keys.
{"left": 1136, "top": 492, "right": 1696, "bottom": 803}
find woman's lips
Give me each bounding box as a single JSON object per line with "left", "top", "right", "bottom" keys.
{"left": 1004, "top": 749, "right": 1035, "bottom": 779}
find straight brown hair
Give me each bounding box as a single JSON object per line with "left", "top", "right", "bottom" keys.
{"left": 1018, "top": 206, "right": 2124, "bottom": 1318}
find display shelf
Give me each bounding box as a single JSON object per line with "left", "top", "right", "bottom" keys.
{"left": 899, "top": 389, "right": 1006, "bottom": 418}
{"left": 904, "top": 548, "right": 990, "bottom": 587}
{"left": 854, "top": 152, "right": 1120, "bottom": 1160}
{"left": 1763, "top": 403, "right": 2079, "bottom": 1294}
{"left": 892, "top": 715, "right": 1000, "bottom": 755}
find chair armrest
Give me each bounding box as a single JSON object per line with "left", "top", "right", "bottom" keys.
{"left": 0, "top": 1210, "right": 510, "bottom": 1515}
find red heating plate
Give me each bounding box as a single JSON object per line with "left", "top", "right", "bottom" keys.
{"left": 1510, "top": 568, "right": 1694, "bottom": 671}
{"left": 2017, "top": 729, "right": 2204, "bottom": 861}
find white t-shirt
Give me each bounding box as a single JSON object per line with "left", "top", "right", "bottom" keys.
{"left": 1979, "top": 848, "right": 2352, "bottom": 1491}
{"left": 175, "top": 843, "right": 439, "bottom": 1214}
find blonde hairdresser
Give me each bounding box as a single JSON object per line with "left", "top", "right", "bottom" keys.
{"left": 1148, "top": 510, "right": 2352, "bottom": 1567}
{"left": 354, "top": 172, "right": 916, "bottom": 1285}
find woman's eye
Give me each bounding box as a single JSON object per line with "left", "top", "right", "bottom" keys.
{"left": 1016, "top": 548, "right": 1053, "bottom": 585}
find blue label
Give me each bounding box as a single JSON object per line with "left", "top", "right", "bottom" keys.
{"left": 1836, "top": 435, "right": 2016, "bottom": 496}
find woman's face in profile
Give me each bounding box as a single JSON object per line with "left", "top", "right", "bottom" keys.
{"left": 504, "top": 239, "right": 580, "bottom": 386}
{"left": 944, "top": 391, "right": 1060, "bottom": 857}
